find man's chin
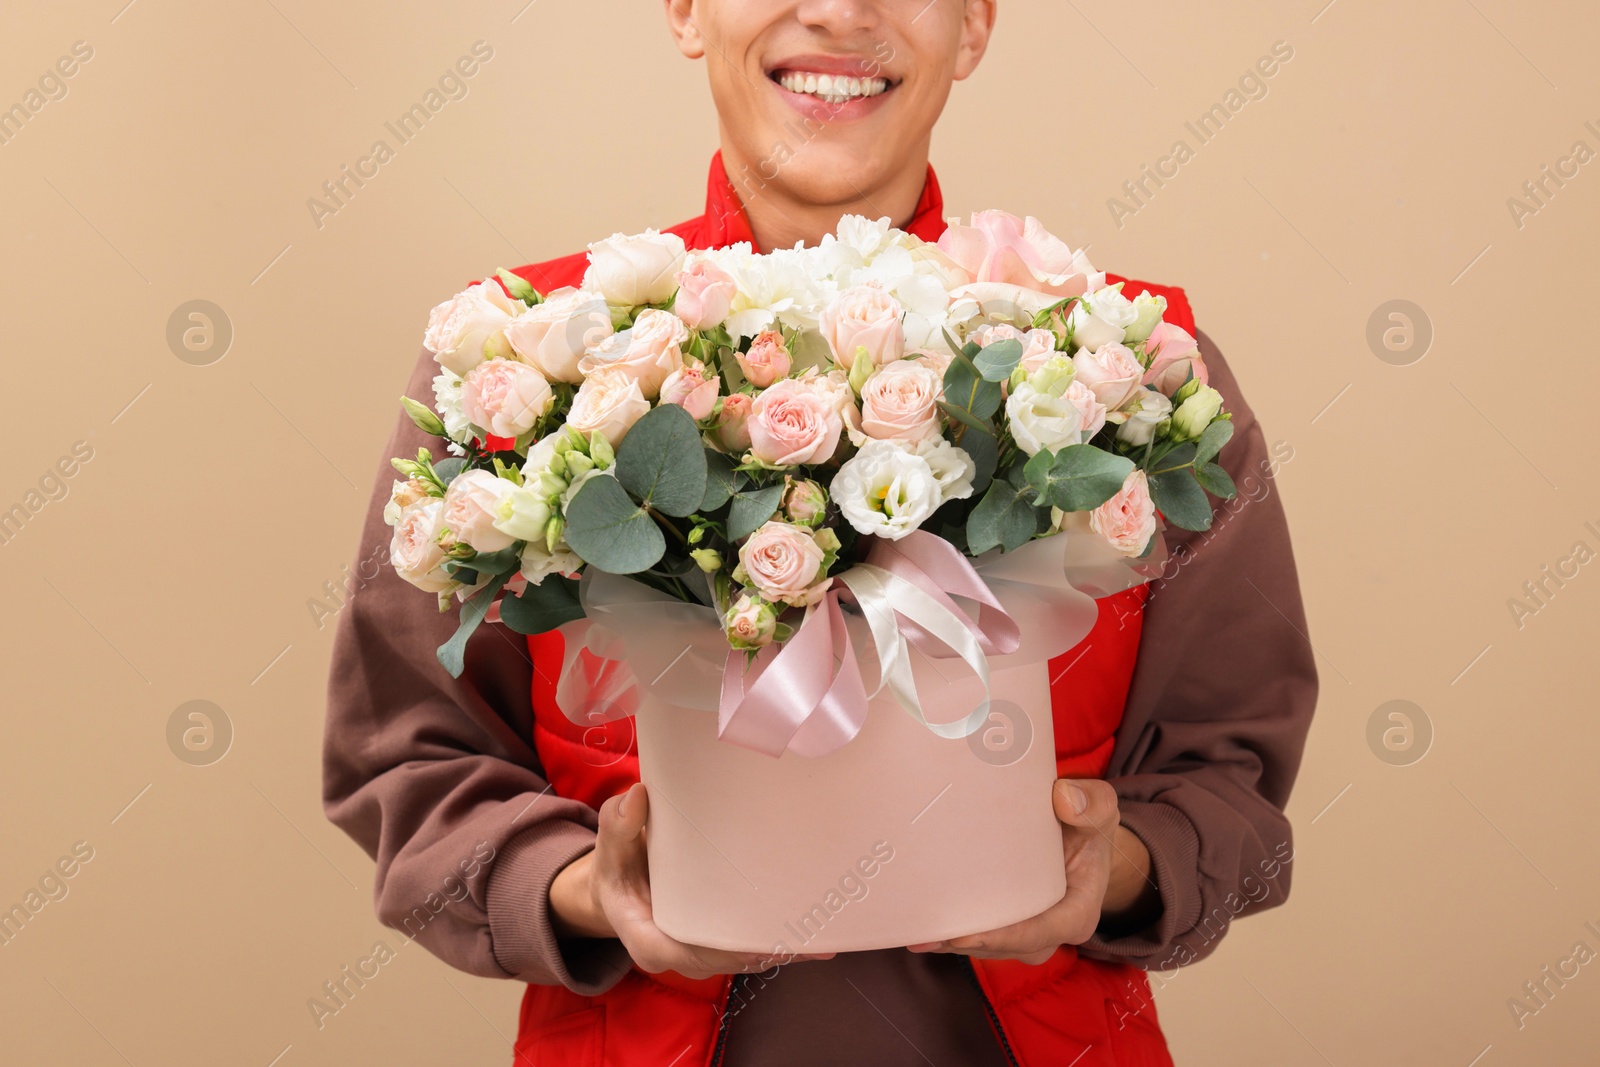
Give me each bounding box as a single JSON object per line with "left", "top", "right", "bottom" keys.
{"left": 741, "top": 142, "right": 902, "bottom": 213}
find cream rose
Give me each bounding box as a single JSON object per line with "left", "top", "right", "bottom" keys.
{"left": 423, "top": 281, "right": 520, "bottom": 376}
{"left": 821, "top": 285, "right": 906, "bottom": 370}
{"left": 578, "top": 308, "right": 687, "bottom": 399}
{"left": 1089, "top": 470, "right": 1158, "bottom": 557}
{"left": 748, "top": 378, "right": 844, "bottom": 466}
{"left": 566, "top": 371, "right": 651, "bottom": 447}
{"left": 860, "top": 359, "right": 943, "bottom": 443}
{"left": 736, "top": 521, "right": 830, "bottom": 607}
{"left": 1072, "top": 342, "right": 1144, "bottom": 410}
{"left": 442, "top": 469, "right": 518, "bottom": 553}
{"left": 584, "top": 229, "right": 687, "bottom": 307}
{"left": 503, "top": 288, "right": 613, "bottom": 383}
{"left": 460, "top": 359, "right": 554, "bottom": 440}
{"left": 390, "top": 500, "right": 455, "bottom": 592}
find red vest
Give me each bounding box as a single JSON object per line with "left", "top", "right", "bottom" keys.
{"left": 498, "top": 154, "right": 1184, "bottom": 1067}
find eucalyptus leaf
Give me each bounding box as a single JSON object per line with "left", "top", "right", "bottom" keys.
{"left": 959, "top": 428, "right": 999, "bottom": 494}
{"left": 936, "top": 400, "right": 993, "bottom": 435}
{"left": 464, "top": 545, "right": 521, "bottom": 576}
{"left": 1193, "top": 419, "right": 1234, "bottom": 468}
{"left": 966, "top": 476, "right": 1041, "bottom": 555}
{"left": 1195, "top": 461, "right": 1237, "bottom": 500}
{"left": 432, "top": 457, "right": 466, "bottom": 486}
{"left": 1025, "top": 444, "right": 1135, "bottom": 512}
{"left": 498, "top": 573, "right": 585, "bottom": 635}
{"left": 973, "top": 338, "right": 1023, "bottom": 382}
{"left": 615, "top": 405, "right": 708, "bottom": 517}
{"left": 700, "top": 449, "right": 746, "bottom": 512}
{"left": 727, "top": 484, "right": 785, "bottom": 541}
{"left": 562, "top": 475, "right": 667, "bottom": 573}
{"left": 1149, "top": 468, "right": 1214, "bottom": 532}
{"left": 436, "top": 572, "right": 510, "bottom": 678}
{"left": 942, "top": 356, "right": 1002, "bottom": 421}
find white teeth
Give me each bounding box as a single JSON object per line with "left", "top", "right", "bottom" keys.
{"left": 775, "top": 70, "right": 889, "bottom": 101}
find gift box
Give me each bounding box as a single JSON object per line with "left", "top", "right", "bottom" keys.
{"left": 549, "top": 526, "right": 1162, "bottom": 954}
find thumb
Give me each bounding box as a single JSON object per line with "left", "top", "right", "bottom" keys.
{"left": 601, "top": 782, "right": 649, "bottom": 844}
{"left": 1053, "top": 778, "right": 1115, "bottom": 829}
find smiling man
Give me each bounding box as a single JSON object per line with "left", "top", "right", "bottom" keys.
{"left": 322, "top": 2, "right": 1317, "bottom": 1064}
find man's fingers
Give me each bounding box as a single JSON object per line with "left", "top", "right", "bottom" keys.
{"left": 1054, "top": 778, "right": 1118, "bottom": 831}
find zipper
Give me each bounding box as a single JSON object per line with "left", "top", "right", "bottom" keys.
{"left": 961, "top": 956, "right": 1021, "bottom": 1067}
{"left": 708, "top": 972, "right": 747, "bottom": 1067}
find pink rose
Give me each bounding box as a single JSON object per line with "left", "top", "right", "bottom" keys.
{"left": 1072, "top": 342, "right": 1145, "bottom": 411}
{"left": 748, "top": 378, "right": 844, "bottom": 466}
{"left": 794, "top": 368, "right": 863, "bottom": 444}
{"left": 578, "top": 308, "right": 688, "bottom": 399}
{"left": 659, "top": 358, "right": 722, "bottom": 421}
{"left": 908, "top": 347, "right": 952, "bottom": 376}
{"left": 460, "top": 359, "right": 554, "bottom": 439}
{"left": 969, "top": 323, "right": 1058, "bottom": 376}
{"left": 737, "top": 521, "right": 830, "bottom": 607}
{"left": 1089, "top": 469, "right": 1157, "bottom": 557}
{"left": 1141, "top": 322, "right": 1207, "bottom": 396}
{"left": 860, "top": 360, "right": 943, "bottom": 443}
{"left": 503, "top": 287, "right": 613, "bottom": 384}
{"left": 820, "top": 285, "right": 906, "bottom": 370}
{"left": 714, "top": 393, "right": 754, "bottom": 453}
{"left": 673, "top": 259, "right": 737, "bottom": 330}
{"left": 736, "top": 330, "right": 793, "bottom": 388}
{"left": 937, "top": 211, "right": 1095, "bottom": 297}
{"left": 566, "top": 370, "right": 651, "bottom": 446}
{"left": 389, "top": 500, "right": 455, "bottom": 592}
{"left": 442, "top": 469, "right": 517, "bottom": 553}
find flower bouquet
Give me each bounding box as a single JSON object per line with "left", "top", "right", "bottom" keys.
{"left": 387, "top": 211, "right": 1237, "bottom": 951}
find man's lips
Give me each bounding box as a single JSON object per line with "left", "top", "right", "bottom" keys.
{"left": 764, "top": 54, "right": 900, "bottom": 120}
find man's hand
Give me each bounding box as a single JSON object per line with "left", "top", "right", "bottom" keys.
{"left": 906, "top": 779, "right": 1160, "bottom": 965}
{"left": 550, "top": 782, "right": 836, "bottom": 979}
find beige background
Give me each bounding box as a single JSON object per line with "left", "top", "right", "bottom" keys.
{"left": 2, "top": 0, "right": 1597, "bottom": 1064}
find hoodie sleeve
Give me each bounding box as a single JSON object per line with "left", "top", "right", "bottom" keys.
{"left": 1079, "top": 327, "right": 1319, "bottom": 969}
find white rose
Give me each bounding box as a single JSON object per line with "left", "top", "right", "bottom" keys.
{"left": 1006, "top": 379, "right": 1107, "bottom": 456}
{"left": 503, "top": 287, "right": 613, "bottom": 383}
{"left": 1115, "top": 387, "right": 1173, "bottom": 447}
{"left": 584, "top": 229, "right": 687, "bottom": 307}
{"left": 1069, "top": 286, "right": 1138, "bottom": 354}
{"left": 566, "top": 372, "right": 649, "bottom": 447}
{"left": 424, "top": 281, "right": 520, "bottom": 376}
{"left": 1072, "top": 342, "right": 1144, "bottom": 410}
{"left": 442, "top": 469, "right": 518, "bottom": 553}
{"left": 833, "top": 439, "right": 943, "bottom": 541}
{"left": 389, "top": 500, "right": 456, "bottom": 593}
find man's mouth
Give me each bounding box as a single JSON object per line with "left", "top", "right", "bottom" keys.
{"left": 768, "top": 68, "right": 894, "bottom": 106}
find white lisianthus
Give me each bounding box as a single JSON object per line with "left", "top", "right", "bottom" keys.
{"left": 913, "top": 437, "right": 978, "bottom": 503}
{"left": 1171, "top": 385, "right": 1224, "bottom": 441}
{"left": 1006, "top": 379, "right": 1107, "bottom": 456}
{"left": 519, "top": 540, "right": 581, "bottom": 585}
{"left": 423, "top": 281, "right": 520, "bottom": 376}
{"left": 1115, "top": 387, "right": 1173, "bottom": 447}
{"left": 833, "top": 439, "right": 944, "bottom": 541}
{"left": 431, "top": 371, "right": 471, "bottom": 455}
{"left": 492, "top": 484, "right": 554, "bottom": 543}
{"left": 583, "top": 229, "right": 686, "bottom": 307}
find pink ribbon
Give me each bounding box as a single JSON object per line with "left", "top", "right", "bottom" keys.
{"left": 716, "top": 531, "right": 1021, "bottom": 759}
